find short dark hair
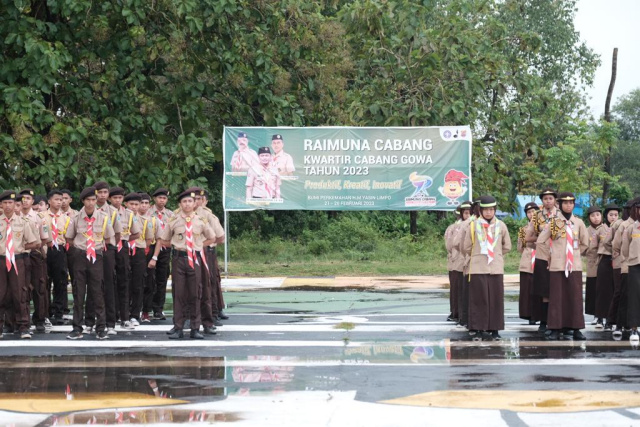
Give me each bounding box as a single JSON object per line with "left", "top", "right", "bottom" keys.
{"left": 61, "top": 189, "right": 73, "bottom": 197}
{"left": 48, "top": 189, "right": 64, "bottom": 199}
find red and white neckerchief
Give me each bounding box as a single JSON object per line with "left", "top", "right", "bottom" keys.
{"left": 157, "top": 212, "right": 165, "bottom": 230}
{"left": 4, "top": 217, "right": 17, "bottom": 273}
{"left": 531, "top": 249, "right": 536, "bottom": 270}
{"left": 49, "top": 212, "right": 60, "bottom": 250}
{"left": 185, "top": 216, "right": 195, "bottom": 269}
{"left": 200, "top": 250, "right": 209, "bottom": 273}
{"left": 565, "top": 220, "right": 574, "bottom": 277}
{"left": 128, "top": 239, "right": 136, "bottom": 256}
{"left": 482, "top": 222, "right": 495, "bottom": 264}
{"left": 85, "top": 216, "right": 97, "bottom": 263}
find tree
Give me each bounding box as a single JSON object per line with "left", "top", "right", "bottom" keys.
{"left": 612, "top": 88, "right": 640, "bottom": 197}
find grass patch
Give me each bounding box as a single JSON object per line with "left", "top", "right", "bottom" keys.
{"left": 334, "top": 322, "right": 356, "bottom": 331}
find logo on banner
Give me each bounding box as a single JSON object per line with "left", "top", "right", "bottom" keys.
{"left": 405, "top": 172, "right": 436, "bottom": 207}
{"left": 438, "top": 169, "right": 469, "bottom": 206}
{"left": 441, "top": 128, "right": 468, "bottom": 141}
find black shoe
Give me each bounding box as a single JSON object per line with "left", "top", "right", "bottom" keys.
{"left": 491, "top": 331, "right": 502, "bottom": 341}
{"left": 538, "top": 323, "right": 547, "bottom": 335}
{"left": 446, "top": 313, "right": 455, "bottom": 322}
{"left": 218, "top": 311, "right": 229, "bottom": 320}
{"left": 573, "top": 330, "right": 587, "bottom": 340}
{"left": 528, "top": 320, "right": 538, "bottom": 325}
{"left": 213, "top": 318, "right": 223, "bottom": 327}
{"left": 96, "top": 331, "right": 109, "bottom": 340}
{"left": 203, "top": 326, "right": 217, "bottom": 335}
{"left": 545, "top": 330, "right": 560, "bottom": 340}
{"left": 153, "top": 312, "right": 166, "bottom": 320}
{"left": 3, "top": 326, "right": 14, "bottom": 334}
{"left": 481, "top": 331, "right": 493, "bottom": 341}
{"left": 166, "top": 326, "right": 179, "bottom": 335}
{"left": 67, "top": 330, "right": 83, "bottom": 340}
{"left": 184, "top": 319, "right": 191, "bottom": 330}
{"left": 168, "top": 329, "right": 184, "bottom": 339}
{"left": 190, "top": 330, "right": 204, "bottom": 339}
{"left": 604, "top": 323, "right": 613, "bottom": 331}
{"left": 35, "top": 324, "right": 46, "bottom": 332}
{"left": 54, "top": 317, "right": 65, "bottom": 326}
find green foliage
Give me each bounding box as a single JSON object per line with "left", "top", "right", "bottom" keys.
{"left": 612, "top": 88, "right": 640, "bottom": 197}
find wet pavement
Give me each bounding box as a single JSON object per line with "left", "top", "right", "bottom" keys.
{"left": 2, "top": 287, "right": 640, "bottom": 426}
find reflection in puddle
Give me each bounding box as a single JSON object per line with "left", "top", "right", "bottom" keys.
{"left": 44, "top": 409, "right": 240, "bottom": 425}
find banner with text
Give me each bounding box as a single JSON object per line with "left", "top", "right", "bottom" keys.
{"left": 223, "top": 126, "right": 472, "bottom": 211}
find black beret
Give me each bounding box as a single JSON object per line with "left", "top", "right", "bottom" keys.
{"left": 539, "top": 188, "right": 557, "bottom": 199}
{"left": 19, "top": 188, "right": 35, "bottom": 197}
{"left": 0, "top": 190, "right": 17, "bottom": 202}
{"left": 94, "top": 181, "right": 109, "bottom": 191}
{"left": 80, "top": 187, "right": 98, "bottom": 201}
{"left": 152, "top": 188, "right": 170, "bottom": 197}
{"left": 459, "top": 200, "right": 472, "bottom": 210}
{"left": 238, "top": 132, "right": 247, "bottom": 138}
{"left": 139, "top": 192, "right": 151, "bottom": 201}
{"left": 524, "top": 202, "right": 539, "bottom": 212}
{"left": 109, "top": 187, "right": 125, "bottom": 197}
{"left": 177, "top": 189, "right": 197, "bottom": 201}
{"left": 586, "top": 206, "right": 601, "bottom": 215}
{"left": 272, "top": 134, "right": 283, "bottom": 141}
{"left": 47, "top": 189, "right": 63, "bottom": 199}
{"left": 187, "top": 187, "right": 205, "bottom": 197}
{"left": 123, "top": 192, "right": 142, "bottom": 202}
{"left": 557, "top": 192, "right": 576, "bottom": 202}
{"left": 258, "top": 147, "right": 271, "bottom": 155}
{"left": 479, "top": 195, "right": 497, "bottom": 208}
{"left": 604, "top": 203, "right": 621, "bottom": 214}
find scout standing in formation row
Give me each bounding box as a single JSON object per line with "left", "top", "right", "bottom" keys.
{"left": 445, "top": 190, "right": 640, "bottom": 343}
{"left": 0, "top": 184, "right": 226, "bottom": 340}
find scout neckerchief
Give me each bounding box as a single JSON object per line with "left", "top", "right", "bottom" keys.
{"left": 565, "top": 218, "right": 574, "bottom": 277}
{"left": 475, "top": 218, "right": 501, "bottom": 264}
{"left": 184, "top": 215, "right": 195, "bottom": 269}
{"left": 49, "top": 211, "right": 60, "bottom": 250}
{"left": 85, "top": 216, "right": 97, "bottom": 263}
{"left": 4, "top": 217, "right": 17, "bottom": 273}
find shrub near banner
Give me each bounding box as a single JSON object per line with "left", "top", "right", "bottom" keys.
{"left": 223, "top": 126, "right": 472, "bottom": 211}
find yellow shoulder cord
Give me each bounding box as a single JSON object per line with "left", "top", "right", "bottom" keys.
{"left": 141, "top": 218, "right": 149, "bottom": 240}
{"left": 111, "top": 210, "right": 117, "bottom": 225}
{"left": 62, "top": 217, "right": 71, "bottom": 235}
{"left": 127, "top": 212, "right": 134, "bottom": 234}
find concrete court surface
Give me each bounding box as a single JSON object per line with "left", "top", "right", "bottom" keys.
{"left": 0, "top": 276, "right": 639, "bottom": 426}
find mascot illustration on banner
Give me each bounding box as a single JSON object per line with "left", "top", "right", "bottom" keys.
{"left": 438, "top": 169, "right": 469, "bottom": 206}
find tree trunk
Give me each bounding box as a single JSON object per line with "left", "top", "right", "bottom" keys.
{"left": 602, "top": 47, "right": 618, "bottom": 203}
{"left": 410, "top": 211, "right": 417, "bottom": 236}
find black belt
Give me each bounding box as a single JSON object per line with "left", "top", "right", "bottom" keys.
{"left": 107, "top": 244, "right": 117, "bottom": 250}
{"left": 601, "top": 254, "right": 612, "bottom": 258}
{"left": 172, "top": 249, "right": 201, "bottom": 258}
{"left": 205, "top": 247, "right": 217, "bottom": 254}
{"left": 0, "top": 253, "right": 28, "bottom": 260}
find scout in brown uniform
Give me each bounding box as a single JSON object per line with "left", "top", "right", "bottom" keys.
{"left": 93, "top": 181, "right": 123, "bottom": 335}
{"left": 584, "top": 206, "right": 603, "bottom": 325}
{"left": 537, "top": 192, "right": 589, "bottom": 341}
{"left": 149, "top": 188, "right": 173, "bottom": 320}
{"left": 135, "top": 193, "right": 159, "bottom": 323}
{"left": 526, "top": 189, "right": 559, "bottom": 334}
{"left": 614, "top": 198, "right": 638, "bottom": 338}
{"left": 65, "top": 187, "right": 116, "bottom": 340}
{"left": 453, "top": 199, "right": 478, "bottom": 331}
{"left": 150, "top": 189, "right": 216, "bottom": 339}
{"left": 603, "top": 203, "right": 624, "bottom": 337}
{"left": 518, "top": 202, "right": 539, "bottom": 324}
{"left": 196, "top": 189, "right": 226, "bottom": 332}
{"left": 60, "top": 189, "right": 77, "bottom": 317}
{"left": 462, "top": 196, "right": 511, "bottom": 341}
{"left": 43, "top": 190, "right": 71, "bottom": 325}
{"left": 452, "top": 201, "right": 472, "bottom": 326}
{"left": 0, "top": 191, "right": 39, "bottom": 338}
{"left": 19, "top": 188, "right": 51, "bottom": 332}
{"left": 246, "top": 147, "right": 282, "bottom": 200}
{"left": 621, "top": 199, "right": 640, "bottom": 343}
{"left": 594, "top": 205, "right": 618, "bottom": 330}
{"left": 109, "top": 187, "right": 142, "bottom": 329}
{"left": 124, "top": 192, "right": 147, "bottom": 325}
{"left": 444, "top": 207, "right": 461, "bottom": 322}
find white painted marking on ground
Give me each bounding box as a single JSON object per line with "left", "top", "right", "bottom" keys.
{"left": 221, "top": 277, "right": 285, "bottom": 289}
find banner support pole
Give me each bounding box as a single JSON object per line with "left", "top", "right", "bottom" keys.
{"left": 224, "top": 210, "right": 229, "bottom": 277}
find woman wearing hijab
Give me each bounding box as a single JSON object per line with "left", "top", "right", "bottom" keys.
{"left": 585, "top": 206, "right": 604, "bottom": 327}
{"left": 621, "top": 199, "right": 640, "bottom": 343}
{"left": 596, "top": 204, "right": 622, "bottom": 331}
{"left": 518, "top": 202, "right": 539, "bottom": 324}
{"left": 537, "top": 192, "right": 589, "bottom": 341}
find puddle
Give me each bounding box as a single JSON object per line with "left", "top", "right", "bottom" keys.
{"left": 41, "top": 409, "right": 241, "bottom": 425}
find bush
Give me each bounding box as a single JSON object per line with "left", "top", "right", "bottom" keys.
{"left": 307, "top": 239, "right": 332, "bottom": 255}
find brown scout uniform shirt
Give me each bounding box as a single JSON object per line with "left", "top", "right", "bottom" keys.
{"left": 62, "top": 207, "right": 78, "bottom": 219}
{"left": 526, "top": 208, "right": 559, "bottom": 263}
{"left": 462, "top": 217, "right": 511, "bottom": 275}
{"left": 20, "top": 209, "right": 51, "bottom": 253}
{"left": 536, "top": 215, "right": 589, "bottom": 272}
{"left": 158, "top": 213, "right": 215, "bottom": 252}
{"left": 605, "top": 218, "right": 624, "bottom": 269}
{"left": 517, "top": 225, "right": 536, "bottom": 274}
{"left": 117, "top": 206, "right": 142, "bottom": 243}
{"left": 613, "top": 218, "right": 634, "bottom": 274}
{"left": 149, "top": 206, "right": 174, "bottom": 230}
{"left": 197, "top": 207, "right": 225, "bottom": 248}
{"left": 585, "top": 225, "right": 604, "bottom": 278}
{"left": 42, "top": 209, "right": 71, "bottom": 247}
{"left": 65, "top": 208, "right": 115, "bottom": 252}
{"left": 97, "top": 204, "right": 124, "bottom": 247}
{"left": 0, "top": 213, "right": 38, "bottom": 257}
{"left": 445, "top": 221, "right": 464, "bottom": 273}
{"left": 453, "top": 217, "right": 473, "bottom": 275}
{"left": 136, "top": 213, "right": 159, "bottom": 249}
{"left": 621, "top": 220, "right": 640, "bottom": 267}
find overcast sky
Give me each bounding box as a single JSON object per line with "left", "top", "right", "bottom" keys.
{"left": 574, "top": 0, "right": 640, "bottom": 118}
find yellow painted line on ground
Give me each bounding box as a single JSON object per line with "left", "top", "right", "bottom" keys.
{"left": 382, "top": 390, "right": 640, "bottom": 413}
{"left": 0, "top": 392, "right": 186, "bottom": 413}
{"left": 282, "top": 277, "right": 336, "bottom": 288}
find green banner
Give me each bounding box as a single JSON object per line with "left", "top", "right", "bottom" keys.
{"left": 223, "top": 126, "right": 472, "bottom": 211}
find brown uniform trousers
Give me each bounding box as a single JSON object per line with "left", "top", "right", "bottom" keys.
{"left": 172, "top": 250, "right": 202, "bottom": 330}
{"left": 200, "top": 248, "right": 221, "bottom": 328}
{"left": 71, "top": 249, "right": 106, "bottom": 333}
{"left": 0, "top": 257, "right": 29, "bottom": 333}
{"left": 25, "top": 250, "right": 48, "bottom": 326}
